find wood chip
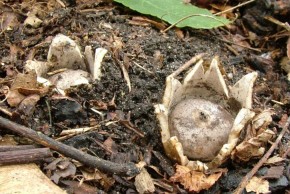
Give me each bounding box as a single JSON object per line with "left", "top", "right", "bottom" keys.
{"left": 134, "top": 168, "right": 155, "bottom": 194}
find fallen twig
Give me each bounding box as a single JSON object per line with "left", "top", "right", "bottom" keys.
{"left": 45, "top": 100, "right": 52, "bottom": 127}
{"left": 218, "top": 38, "right": 261, "bottom": 52}
{"left": 56, "top": 0, "right": 65, "bottom": 8}
{"left": 169, "top": 53, "right": 205, "bottom": 78}
{"left": 264, "top": 16, "right": 290, "bottom": 32}
{"left": 119, "top": 120, "right": 145, "bottom": 138}
{"left": 0, "top": 145, "right": 38, "bottom": 152}
{"left": 214, "top": 0, "right": 256, "bottom": 16}
{"left": 55, "top": 125, "right": 101, "bottom": 141}
{"left": 133, "top": 61, "right": 154, "bottom": 75}
{"left": 0, "top": 106, "right": 12, "bottom": 117}
{"left": 117, "top": 111, "right": 145, "bottom": 137}
{"left": 234, "top": 116, "right": 290, "bottom": 194}
{"left": 0, "top": 116, "right": 140, "bottom": 177}
{"left": 59, "top": 125, "right": 101, "bottom": 136}
{"left": 0, "top": 148, "right": 52, "bottom": 165}
{"left": 119, "top": 61, "right": 132, "bottom": 92}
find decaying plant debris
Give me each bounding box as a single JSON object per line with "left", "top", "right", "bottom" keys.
{"left": 0, "top": 0, "right": 290, "bottom": 193}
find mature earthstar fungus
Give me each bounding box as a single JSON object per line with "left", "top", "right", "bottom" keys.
{"left": 155, "top": 54, "right": 258, "bottom": 171}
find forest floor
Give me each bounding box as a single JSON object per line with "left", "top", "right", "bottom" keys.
{"left": 0, "top": 0, "right": 290, "bottom": 193}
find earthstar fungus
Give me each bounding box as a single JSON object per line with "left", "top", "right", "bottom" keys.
{"left": 155, "top": 54, "right": 258, "bottom": 170}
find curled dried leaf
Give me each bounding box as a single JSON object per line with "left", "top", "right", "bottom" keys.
{"left": 246, "top": 176, "right": 270, "bottom": 194}
{"left": 170, "top": 165, "right": 223, "bottom": 192}
{"left": 231, "top": 129, "right": 275, "bottom": 162}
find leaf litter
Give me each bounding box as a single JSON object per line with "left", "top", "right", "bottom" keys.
{"left": 0, "top": 0, "right": 290, "bottom": 193}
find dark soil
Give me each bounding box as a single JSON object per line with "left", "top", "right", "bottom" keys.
{"left": 0, "top": 0, "right": 290, "bottom": 193}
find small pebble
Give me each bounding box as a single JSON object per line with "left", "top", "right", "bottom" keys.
{"left": 227, "top": 73, "right": 233, "bottom": 79}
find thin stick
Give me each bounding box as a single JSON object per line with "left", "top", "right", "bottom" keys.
{"left": 0, "top": 116, "right": 140, "bottom": 176}
{"left": 133, "top": 61, "right": 153, "bottom": 74}
{"left": 56, "top": 125, "right": 101, "bottom": 141}
{"left": 234, "top": 116, "right": 290, "bottom": 194}
{"left": 56, "top": 0, "right": 66, "bottom": 8}
{"left": 119, "top": 120, "right": 145, "bottom": 138}
{"left": 0, "top": 106, "right": 12, "bottom": 117}
{"left": 271, "top": 100, "right": 284, "bottom": 106}
{"left": 0, "top": 145, "right": 38, "bottom": 152}
{"left": 217, "top": 38, "right": 261, "bottom": 52}
{"left": 169, "top": 53, "right": 205, "bottom": 78}
{"left": 264, "top": 16, "right": 290, "bottom": 32}
{"left": 59, "top": 125, "right": 101, "bottom": 136}
{"left": 45, "top": 100, "right": 52, "bottom": 127}
{"left": 214, "top": 0, "right": 256, "bottom": 16}
{"left": 115, "top": 59, "right": 132, "bottom": 92}
{"left": 89, "top": 137, "right": 113, "bottom": 154}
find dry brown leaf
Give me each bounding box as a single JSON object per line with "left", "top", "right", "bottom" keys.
{"left": 153, "top": 50, "right": 164, "bottom": 69}
{"left": 232, "top": 110, "right": 275, "bottom": 162}
{"left": 174, "top": 28, "right": 185, "bottom": 39}
{"left": 18, "top": 86, "right": 50, "bottom": 96}
{"left": 61, "top": 180, "right": 98, "bottom": 194}
{"left": 280, "top": 57, "right": 290, "bottom": 80}
{"left": 0, "top": 135, "right": 18, "bottom": 146}
{"left": 232, "top": 129, "right": 275, "bottom": 162}
{"left": 263, "top": 166, "right": 284, "bottom": 179}
{"left": 246, "top": 176, "right": 270, "bottom": 193}
{"left": 278, "top": 114, "right": 288, "bottom": 127}
{"left": 103, "top": 137, "right": 118, "bottom": 154}
{"left": 170, "top": 165, "right": 223, "bottom": 192}
{"left": 45, "top": 158, "right": 62, "bottom": 171}
{"left": 97, "top": 171, "right": 115, "bottom": 191}
{"left": 6, "top": 90, "right": 25, "bottom": 107}
{"left": 153, "top": 179, "right": 174, "bottom": 193}
{"left": 80, "top": 168, "right": 115, "bottom": 191}
{"left": 52, "top": 162, "right": 76, "bottom": 184}
{"left": 17, "top": 94, "right": 40, "bottom": 117}
{"left": 0, "top": 11, "right": 20, "bottom": 31}
{"left": 265, "top": 155, "right": 285, "bottom": 165}
{"left": 112, "top": 35, "right": 124, "bottom": 51}
{"left": 251, "top": 110, "right": 273, "bottom": 135}
{"left": 148, "top": 165, "right": 164, "bottom": 177}
{"left": 89, "top": 100, "right": 108, "bottom": 110}
{"left": 9, "top": 45, "right": 24, "bottom": 64}
{"left": 224, "top": 34, "right": 251, "bottom": 52}
{"left": 130, "top": 16, "right": 166, "bottom": 30}
{"left": 211, "top": 4, "right": 236, "bottom": 19}
{"left": 7, "top": 71, "right": 38, "bottom": 107}
{"left": 80, "top": 168, "right": 103, "bottom": 181}
{"left": 45, "top": 158, "right": 76, "bottom": 184}
{"left": 129, "top": 17, "right": 152, "bottom": 27}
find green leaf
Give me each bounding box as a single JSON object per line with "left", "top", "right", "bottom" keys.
{"left": 114, "top": 0, "right": 231, "bottom": 29}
